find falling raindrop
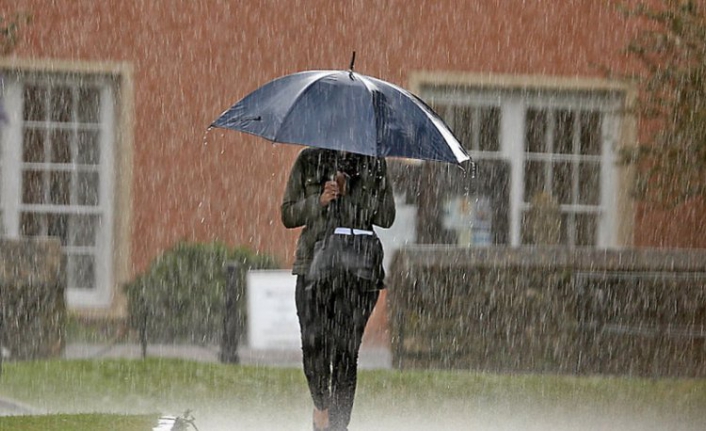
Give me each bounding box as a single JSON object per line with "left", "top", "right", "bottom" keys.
{"left": 202, "top": 126, "right": 213, "bottom": 146}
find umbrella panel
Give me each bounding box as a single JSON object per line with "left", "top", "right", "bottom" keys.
{"left": 212, "top": 70, "right": 470, "bottom": 164}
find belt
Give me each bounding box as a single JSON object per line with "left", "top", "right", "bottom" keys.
{"left": 333, "top": 227, "right": 374, "bottom": 236}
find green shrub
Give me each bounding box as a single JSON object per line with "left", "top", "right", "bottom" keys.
{"left": 124, "top": 241, "right": 278, "bottom": 344}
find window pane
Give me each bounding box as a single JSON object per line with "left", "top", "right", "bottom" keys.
{"left": 22, "top": 170, "right": 45, "bottom": 204}
{"left": 50, "top": 129, "right": 72, "bottom": 163}
{"left": 50, "top": 171, "right": 71, "bottom": 205}
{"left": 578, "top": 162, "right": 600, "bottom": 205}
{"left": 77, "top": 87, "right": 100, "bottom": 123}
{"left": 576, "top": 213, "right": 597, "bottom": 246}
{"left": 479, "top": 107, "right": 500, "bottom": 152}
{"left": 525, "top": 108, "right": 547, "bottom": 153}
{"left": 50, "top": 86, "right": 72, "bottom": 122}
{"left": 521, "top": 207, "right": 562, "bottom": 246}
{"left": 71, "top": 254, "right": 95, "bottom": 289}
{"left": 580, "top": 111, "right": 601, "bottom": 155}
{"left": 48, "top": 213, "right": 69, "bottom": 245}
{"left": 77, "top": 171, "right": 99, "bottom": 205}
{"left": 77, "top": 130, "right": 100, "bottom": 164}
{"left": 23, "top": 85, "right": 47, "bottom": 121}
{"left": 20, "top": 212, "right": 44, "bottom": 236}
{"left": 552, "top": 161, "right": 573, "bottom": 205}
{"left": 452, "top": 105, "right": 473, "bottom": 150}
{"left": 23, "top": 129, "right": 46, "bottom": 163}
{"left": 524, "top": 160, "right": 545, "bottom": 202}
{"left": 71, "top": 214, "right": 97, "bottom": 246}
{"left": 555, "top": 110, "right": 574, "bottom": 154}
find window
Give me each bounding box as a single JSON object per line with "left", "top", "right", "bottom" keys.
{"left": 443, "top": 104, "right": 501, "bottom": 153}
{"left": 522, "top": 108, "right": 603, "bottom": 246}
{"left": 429, "top": 102, "right": 506, "bottom": 246}
{"left": 1, "top": 71, "right": 116, "bottom": 306}
{"left": 407, "top": 78, "right": 624, "bottom": 249}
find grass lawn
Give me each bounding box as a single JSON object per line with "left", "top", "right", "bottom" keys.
{"left": 0, "top": 413, "right": 156, "bottom": 431}
{"left": 0, "top": 358, "right": 704, "bottom": 431}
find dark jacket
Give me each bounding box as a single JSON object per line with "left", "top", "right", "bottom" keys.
{"left": 281, "top": 148, "right": 396, "bottom": 275}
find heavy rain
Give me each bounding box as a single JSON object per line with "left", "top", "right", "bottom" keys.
{"left": 0, "top": 1, "right": 705, "bottom": 430}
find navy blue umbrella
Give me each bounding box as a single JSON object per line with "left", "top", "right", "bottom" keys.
{"left": 211, "top": 68, "right": 470, "bottom": 164}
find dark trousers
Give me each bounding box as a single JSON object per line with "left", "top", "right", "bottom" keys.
{"left": 295, "top": 274, "right": 379, "bottom": 431}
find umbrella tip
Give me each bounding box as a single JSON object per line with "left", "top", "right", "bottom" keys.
{"left": 348, "top": 51, "right": 356, "bottom": 80}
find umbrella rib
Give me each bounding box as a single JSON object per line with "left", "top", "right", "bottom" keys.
{"left": 373, "top": 77, "right": 468, "bottom": 162}
{"left": 272, "top": 71, "right": 334, "bottom": 145}
{"left": 406, "top": 92, "right": 469, "bottom": 163}
{"left": 356, "top": 74, "right": 383, "bottom": 157}
{"left": 365, "top": 76, "right": 470, "bottom": 162}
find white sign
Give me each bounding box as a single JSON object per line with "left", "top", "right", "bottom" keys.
{"left": 376, "top": 198, "right": 417, "bottom": 272}
{"left": 246, "top": 270, "right": 301, "bottom": 350}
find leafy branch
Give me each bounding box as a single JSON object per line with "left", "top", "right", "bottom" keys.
{"left": 0, "top": 12, "right": 30, "bottom": 55}
{"left": 617, "top": 0, "right": 706, "bottom": 206}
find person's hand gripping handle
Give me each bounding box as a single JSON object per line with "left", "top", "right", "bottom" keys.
{"left": 319, "top": 172, "right": 348, "bottom": 207}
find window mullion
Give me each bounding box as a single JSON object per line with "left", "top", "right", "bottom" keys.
{"left": 40, "top": 87, "right": 51, "bottom": 222}
{"left": 572, "top": 109, "right": 581, "bottom": 206}
{"left": 545, "top": 109, "right": 554, "bottom": 195}
{"left": 505, "top": 100, "right": 525, "bottom": 246}
{"left": 471, "top": 106, "right": 480, "bottom": 152}
{"left": 571, "top": 108, "right": 581, "bottom": 247}
{"left": 600, "top": 111, "right": 618, "bottom": 247}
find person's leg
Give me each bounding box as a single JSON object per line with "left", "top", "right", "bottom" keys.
{"left": 328, "top": 276, "right": 380, "bottom": 431}
{"left": 295, "top": 276, "right": 334, "bottom": 428}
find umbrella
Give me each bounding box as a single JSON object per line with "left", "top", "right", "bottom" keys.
{"left": 210, "top": 59, "right": 470, "bottom": 164}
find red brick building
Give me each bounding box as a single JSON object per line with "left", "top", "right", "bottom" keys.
{"left": 1, "top": 0, "right": 704, "bottom": 318}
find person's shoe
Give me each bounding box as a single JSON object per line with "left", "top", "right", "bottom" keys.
{"left": 313, "top": 407, "right": 329, "bottom": 431}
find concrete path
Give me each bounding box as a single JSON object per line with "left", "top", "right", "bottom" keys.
{"left": 0, "top": 396, "right": 39, "bottom": 417}
{"left": 62, "top": 342, "right": 392, "bottom": 369}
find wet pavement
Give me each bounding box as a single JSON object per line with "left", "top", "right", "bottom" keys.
{"left": 62, "top": 342, "right": 392, "bottom": 369}
{"left": 0, "top": 396, "right": 38, "bottom": 416}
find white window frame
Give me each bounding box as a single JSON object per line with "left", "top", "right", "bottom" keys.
{"left": 519, "top": 93, "right": 621, "bottom": 247}
{"left": 0, "top": 70, "right": 117, "bottom": 308}
{"left": 410, "top": 73, "right": 633, "bottom": 248}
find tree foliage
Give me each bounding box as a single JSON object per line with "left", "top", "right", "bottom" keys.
{"left": 620, "top": 0, "right": 706, "bottom": 205}
{"left": 0, "top": 12, "right": 29, "bottom": 55}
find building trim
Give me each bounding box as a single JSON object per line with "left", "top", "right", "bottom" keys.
{"left": 408, "top": 71, "right": 634, "bottom": 94}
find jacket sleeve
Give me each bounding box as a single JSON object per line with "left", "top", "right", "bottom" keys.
{"left": 281, "top": 153, "right": 325, "bottom": 229}
{"left": 371, "top": 160, "right": 396, "bottom": 228}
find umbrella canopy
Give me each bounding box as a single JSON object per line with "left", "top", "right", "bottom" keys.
{"left": 211, "top": 70, "right": 470, "bottom": 164}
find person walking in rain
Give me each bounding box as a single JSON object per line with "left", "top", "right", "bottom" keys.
{"left": 281, "top": 148, "right": 396, "bottom": 431}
